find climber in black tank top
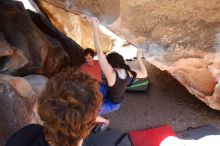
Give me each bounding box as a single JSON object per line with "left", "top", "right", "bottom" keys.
{"left": 91, "top": 17, "right": 148, "bottom": 109}
{"left": 108, "top": 70, "right": 131, "bottom": 104}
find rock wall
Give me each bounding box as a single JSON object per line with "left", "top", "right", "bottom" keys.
{"left": 0, "top": 74, "right": 47, "bottom": 145}
{"left": 0, "top": 1, "right": 83, "bottom": 144}
{"left": 38, "top": 0, "right": 114, "bottom": 52}
{"left": 0, "top": 0, "right": 84, "bottom": 77}
{"left": 39, "top": 0, "right": 220, "bottom": 110}
{"left": 0, "top": 0, "right": 219, "bottom": 144}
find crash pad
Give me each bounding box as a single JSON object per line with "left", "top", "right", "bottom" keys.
{"left": 129, "top": 125, "right": 176, "bottom": 146}
{"left": 83, "top": 129, "right": 132, "bottom": 146}
{"left": 126, "top": 78, "right": 149, "bottom": 92}
{"left": 177, "top": 124, "right": 220, "bottom": 140}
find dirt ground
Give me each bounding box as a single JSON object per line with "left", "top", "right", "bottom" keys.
{"left": 106, "top": 60, "right": 220, "bottom": 132}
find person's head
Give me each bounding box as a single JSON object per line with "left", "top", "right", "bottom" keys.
{"left": 106, "top": 52, "right": 137, "bottom": 78}
{"left": 106, "top": 52, "right": 125, "bottom": 68}
{"left": 38, "top": 67, "right": 102, "bottom": 146}
{"left": 84, "top": 48, "right": 95, "bottom": 65}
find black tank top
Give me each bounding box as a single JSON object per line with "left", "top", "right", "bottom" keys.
{"left": 107, "top": 70, "right": 131, "bottom": 104}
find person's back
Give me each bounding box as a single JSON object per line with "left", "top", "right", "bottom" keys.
{"left": 5, "top": 124, "right": 48, "bottom": 146}
{"left": 107, "top": 69, "right": 131, "bottom": 104}
{"left": 90, "top": 17, "right": 147, "bottom": 115}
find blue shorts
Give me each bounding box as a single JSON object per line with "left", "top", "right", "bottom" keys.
{"left": 99, "top": 83, "right": 121, "bottom": 115}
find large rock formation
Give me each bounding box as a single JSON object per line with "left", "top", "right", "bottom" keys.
{"left": 0, "top": 0, "right": 84, "bottom": 77}
{"left": 0, "top": 75, "right": 33, "bottom": 145}
{"left": 0, "top": 1, "right": 219, "bottom": 144}
{"left": 39, "top": 0, "right": 220, "bottom": 110}
{"left": 0, "top": 74, "right": 48, "bottom": 145}
{"left": 37, "top": 0, "right": 114, "bottom": 52}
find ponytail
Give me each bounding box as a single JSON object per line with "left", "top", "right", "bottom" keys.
{"left": 123, "top": 64, "right": 137, "bottom": 79}
{"left": 106, "top": 52, "right": 137, "bottom": 79}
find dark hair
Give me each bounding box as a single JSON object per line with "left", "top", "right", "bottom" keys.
{"left": 38, "top": 67, "right": 102, "bottom": 146}
{"left": 84, "top": 48, "right": 95, "bottom": 57}
{"left": 106, "top": 52, "right": 137, "bottom": 78}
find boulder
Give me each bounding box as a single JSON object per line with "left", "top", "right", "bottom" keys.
{"left": 0, "top": 0, "right": 84, "bottom": 77}
{"left": 0, "top": 74, "right": 36, "bottom": 145}
{"left": 38, "top": 0, "right": 220, "bottom": 110}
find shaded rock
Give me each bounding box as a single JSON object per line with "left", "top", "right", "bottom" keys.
{"left": 24, "top": 74, "right": 48, "bottom": 97}
{"left": 0, "top": 0, "right": 83, "bottom": 77}
{"left": 207, "top": 83, "right": 220, "bottom": 110}
{"left": 27, "top": 9, "right": 84, "bottom": 67}
{"left": 0, "top": 32, "right": 14, "bottom": 57}
{"left": 0, "top": 74, "right": 36, "bottom": 145}
{"left": 0, "top": 49, "right": 29, "bottom": 75}
{"left": 24, "top": 74, "right": 48, "bottom": 125}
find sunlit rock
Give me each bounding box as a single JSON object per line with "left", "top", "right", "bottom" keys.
{"left": 39, "top": 0, "right": 220, "bottom": 110}
{"left": 172, "top": 58, "right": 214, "bottom": 98}
{"left": 40, "top": 0, "right": 120, "bottom": 23}
{"left": 38, "top": 0, "right": 114, "bottom": 52}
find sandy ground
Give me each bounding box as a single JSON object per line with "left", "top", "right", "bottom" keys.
{"left": 106, "top": 60, "right": 220, "bottom": 132}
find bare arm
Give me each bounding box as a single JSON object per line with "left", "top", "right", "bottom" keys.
{"left": 91, "top": 18, "right": 116, "bottom": 86}
{"left": 96, "top": 116, "right": 109, "bottom": 124}
{"left": 132, "top": 49, "right": 148, "bottom": 78}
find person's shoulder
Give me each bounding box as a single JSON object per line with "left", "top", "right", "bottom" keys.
{"left": 94, "top": 60, "right": 100, "bottom": 66}
{"left": 25, "top": 124, "right": 44, "bottom": 131}
{"left": 11, "top": 124, "right": 44, "bottom": 135}
{"left": 80, "top": 62, "right": 87, "bottom": 67}
{"left": 80, "top": 63, "right": 89, "bottom": 69}
{"left": 5, "top": 124, "right": 45, "bottom": 146}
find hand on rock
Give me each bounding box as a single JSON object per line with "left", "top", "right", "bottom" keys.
{"left": 137, "top": 49, "right": 143, "bottom": 59}
{"left": 89, "top": 17, "right": 99, "bottom": 29}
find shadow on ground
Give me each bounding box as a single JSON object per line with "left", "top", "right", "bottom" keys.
{"left": 107, "top": 61, "right": 220, "bottom": 132}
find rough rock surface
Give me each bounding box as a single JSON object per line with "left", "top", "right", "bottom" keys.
{"left": 0, "top": 33, "right": 14, "bottom": 57}
{"left": 0, "top": 74, "right": 48, "bottom": 145}
{"left": 0, "top": 0, "right": 84, "bottom": 77}
{"left": 24, "top": 74, "right": 48, "bottom": 98}
{"left": 109, "top": 60, "right": 220, "bottom": 132}
{"left": 38, "top": 0, "right": 114, "bottom": 52}
{"left": 39, "top": 0, "right": 220, "bottom": 110}
{"left": 24, "top": 75, "right": 48, "bottom": 125}
{"left": 0, "top": 74, "right": 36, "bottom": 145}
